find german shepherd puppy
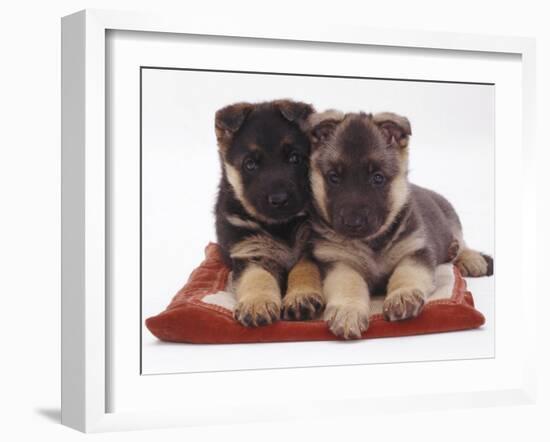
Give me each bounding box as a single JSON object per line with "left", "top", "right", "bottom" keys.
{"left": 214, "top": 100, "right": 324, "bottom": 327}
{"left": 306, "top": 110, "right": 493, "bottom": 339}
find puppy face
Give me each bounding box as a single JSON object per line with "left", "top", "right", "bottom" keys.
{"left": 216, "top": 100, "right": 314, "bottom": 223}
{"left": 309, "top": 111, "right": 411, "bottom": 238}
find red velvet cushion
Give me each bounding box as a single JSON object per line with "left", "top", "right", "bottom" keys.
{"left": 145, "top": 243, "right": 485, "bottom": 344}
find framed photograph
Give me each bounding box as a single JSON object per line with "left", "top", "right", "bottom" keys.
{"left": 61, "top": 9, "right": 537, "bottom": 432}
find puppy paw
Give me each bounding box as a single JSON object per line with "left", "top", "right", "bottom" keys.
{"left": 383, "top": 288, "right": 425, "bottom": 322}
{"left": 324, "top": 301, "right": 370, "bottom": 340}
{"left": 282, "top": 290, "right": 325, "bottom": 320}
{"left": 234, "top": 296, "right": 281, "bottom": 327}
{"left": 455, "top": 249, "right": 493, "bottom": 277}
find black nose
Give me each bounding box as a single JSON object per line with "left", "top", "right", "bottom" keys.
{"left": 343, "top": 214, "right": 365, "bottom": 228}
{"left": 268, "top": 192, "right": 289, "bottom": 207}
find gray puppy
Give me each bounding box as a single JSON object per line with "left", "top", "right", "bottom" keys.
{"left": 306, "top": 110, "right": 493, "bottom": 339}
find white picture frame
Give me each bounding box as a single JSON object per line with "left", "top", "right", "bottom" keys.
{"left": 61, "top": 9, "right": 537, "bottom": 433}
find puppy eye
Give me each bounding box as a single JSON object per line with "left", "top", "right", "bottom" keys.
{"left": 288, "top": 151, "right": 302, "bottom": 165}
{"left": 327, "top": 170, "right": 341, "bottom": 185}
{"left": 243, "top": 158, "right": 258, "bottom": 172}
{"left": 371, "top": 172, "right": 385, "bottom": 186}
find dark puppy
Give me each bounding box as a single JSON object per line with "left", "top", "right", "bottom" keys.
{"left": 307, "top": 110, "right": 493, "bottom": 339}
{"left": 215, "top": 100, "right": 324, "bottom": 327}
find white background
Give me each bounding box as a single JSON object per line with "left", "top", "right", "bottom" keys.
{"left": 141, "top": 68, "right": 495, "bottom": 374}
{"left": 0, "top": 1, "right": 548, "bottom": 441}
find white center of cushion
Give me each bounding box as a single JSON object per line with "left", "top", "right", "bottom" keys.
{"left": 201, "top": 291, "right": 238, "bottom": 311}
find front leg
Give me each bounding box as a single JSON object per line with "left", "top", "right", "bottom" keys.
{"left": 233, "top": 262, "right": 282, "bottom": 327}
{"left": 282, "top": 257, "right": 325, "bottom": 320}
{"left": 383, "top": 256, "right": 435, "bottom": 322}
{"left": 323, "top": 262, "right": 370, "bottom": 339}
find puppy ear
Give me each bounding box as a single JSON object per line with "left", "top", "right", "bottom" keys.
{"left": 215, "top": 102, "right": 253, "bottom": 133}
{"left": 306, "top": 110, "right": 345, "bottom": 150}
{"left": 274, "top": 99, "right": 315, "bottom": 123}
{"left": 310, "top": 121, "right": 339, "bottom": 149}
{"left": 373, "top": 112, "right": 412, "bottom": 148}
{"left": 215, "top": 102, "right": 254, "bottom": 152}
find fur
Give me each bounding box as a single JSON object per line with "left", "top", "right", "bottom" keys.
{"left": 306, "top": 111, "right": 493, "bottom": 338}
{"left": 214, "top": 99, "right": 324, "bottom": 326}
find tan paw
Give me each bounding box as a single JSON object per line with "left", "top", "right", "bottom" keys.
{"left": 324, "top": 301, "right": 370, "bottom": 340}
{"left": 383, "top": 288, "right": 425, "bottom": 322}
{"left": 234, "top": 296, "right": 281, "bottom": 327}
{"left": 282, "top": 290, "right": 325, "bottom": 320}
{"left": 455, "top": 249, "right": 493, "bottom": 277}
